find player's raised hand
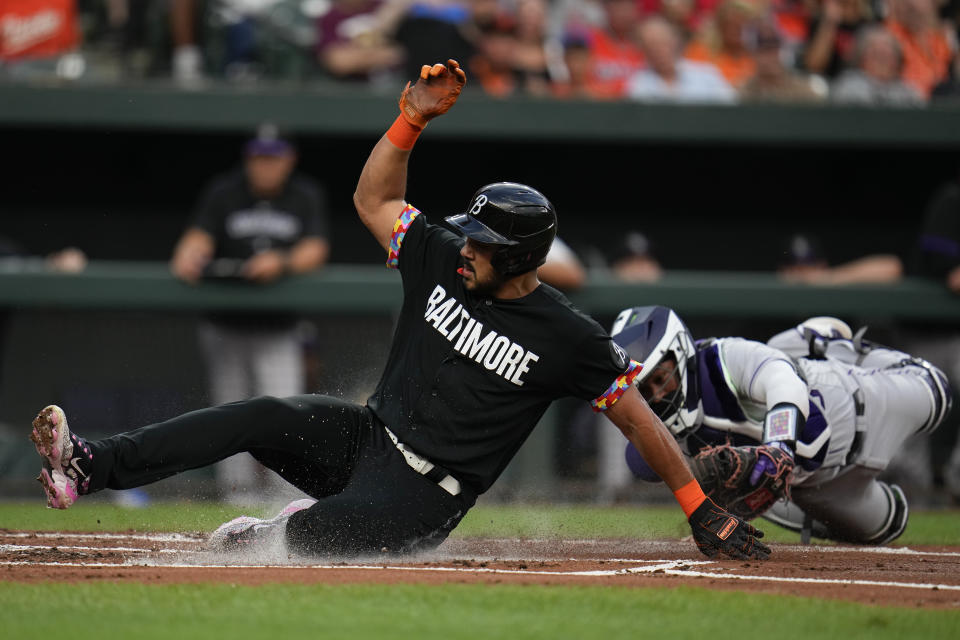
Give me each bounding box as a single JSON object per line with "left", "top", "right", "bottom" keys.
{"left": 398, "top": 59, "right": 466, "bottom": 128}
{"left": 688, "top": 497, "right": 771, "bottom": 560}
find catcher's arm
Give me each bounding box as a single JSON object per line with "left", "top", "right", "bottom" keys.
{"left": 354, "top": 60, "right": 466, "bottom": 251}
{"left": 605, "top": 386, "right": 770, "bottom": 560}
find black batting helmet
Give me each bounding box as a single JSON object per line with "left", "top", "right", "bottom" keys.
{"left": 445, "top": 182, "right": 557, "bottom": 277}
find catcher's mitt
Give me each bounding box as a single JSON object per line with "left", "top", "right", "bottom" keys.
{"left": 689, "top": 444, "right": 794, "bottom": 521}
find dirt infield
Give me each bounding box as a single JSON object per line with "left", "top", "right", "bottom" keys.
{"left": 2, "top": 530, "right": 959, "bottom": 608}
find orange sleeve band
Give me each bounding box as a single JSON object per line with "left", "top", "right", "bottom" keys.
{"left": 385, "top": 114, "right": 423, "bottom": 150}
{"left": 673, "top": 479, "right": 707, "bottom": 518}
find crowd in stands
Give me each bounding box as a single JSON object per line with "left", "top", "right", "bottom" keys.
{"left": 1, "top": 0, "right": 957, "bottom": 105}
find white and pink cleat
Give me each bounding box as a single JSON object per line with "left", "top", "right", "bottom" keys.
{"left": 209, "top": 498, "right": 317, "bottom": 551}
{"left": 30, "top": 405, "right": 91, "bottom": 509}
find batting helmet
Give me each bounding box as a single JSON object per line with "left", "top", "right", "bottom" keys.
{"left": 445, "top": 182, "right": 557, "bottom": 277}
{"left": 610, "top": 305, "right": 703, "bottom": 438}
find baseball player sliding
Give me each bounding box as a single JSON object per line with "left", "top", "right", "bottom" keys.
{"left": 28, "top": 60, "right": 766, "bottom": 560}
{"left": 613, "top": 307, "right": 952, "bottom": 545}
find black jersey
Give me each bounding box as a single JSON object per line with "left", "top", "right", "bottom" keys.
{"left": 193, "top": 169, "right": 328, "bottom": 259}
{"left": 367, "top": 205, "right": 640, "bottom": 495}
{"left": 191, "top": 169, "right": 329, "bottom": 328}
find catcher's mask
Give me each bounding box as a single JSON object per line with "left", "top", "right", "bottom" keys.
{"left": 445, "top": 182, "right": 557, "bottom": 277}
{"left": 610, "top": 305, "right": 703, "bottom": 438}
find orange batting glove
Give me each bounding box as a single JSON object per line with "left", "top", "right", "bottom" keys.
{"left": 398, "top": 59, "right": 467, "bottom": 128}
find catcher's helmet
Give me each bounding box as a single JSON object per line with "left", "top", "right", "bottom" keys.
{"left": 445, "top": 182, "right": 557, "bottom": 277}
{"left": 610, "top": 306, "right": 703, "bottom": 438}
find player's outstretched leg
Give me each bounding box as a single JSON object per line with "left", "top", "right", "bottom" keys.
{"left": 29, "top": 405, "right": 93, "bottom": 509}
{"left": 208, "top": 498, "right": 317, "bottom": 552}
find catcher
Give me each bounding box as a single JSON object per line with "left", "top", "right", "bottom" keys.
{"left": 611, "top": 307, "right": 952, "bottom": 545}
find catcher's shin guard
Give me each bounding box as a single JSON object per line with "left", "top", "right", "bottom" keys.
{"left": 912, "top": 359, "right": 953, "bottom": 435}
{"left": 866, "top": 483, "right": 909, "bottom": 546}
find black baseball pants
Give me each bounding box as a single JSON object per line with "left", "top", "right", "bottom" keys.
{"left": 86, "top": 394, "right": 476, "bottom": 556}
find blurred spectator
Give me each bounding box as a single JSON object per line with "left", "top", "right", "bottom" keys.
{"left": 767, "top": 0, "right": 812, "bottom": 54}
{"left": 830, "top": 25, "right": 925, "bottom": 106}
{"left": 171, "top": 0, "right": 204, "bottom": 84}
{"left": 637, "top": 0, "right": 701, "bottom": 42}
{"left": 0, "top": 236, "right": 87, "bottom": 273}
{"left": 626, "top": 15, "right": 736, "bottom": 103}
{"left": 913, "top": 170, "right": 960, "bottom": 501}
{"left": 609, "top": 231, "right": 663, "bottom": 282}
{"left": 202, "top": 0, "right": 320, "bottom": 83}
{"left": 885, "top": 0, "right": 954, "bottom": 98}
{"left": 685, "top": 0, "right": 760, "bottom": 88}
{"left": 314, "top": 0, "right": 405, "bottom": 84}
{"left": 470, "top": 14, "right": 523, "bottom": 96}
{"left": 801, "top": 0, "right": 874, "bottom": 80}
{"left": 583, "top": 0, "right": 646, "bottom": 98}
{"left": 889, "top": 169, "right": 960, "bottom": 506}
{"left": 538, "top": 237, "right": 587, "bottom": 290}
{"left": 512, "top": 0, "right": 553, "bottom": 95}
{"left": 776, "top": 231, "right": 903, "bottom": 284}
{"left": 740, "top": 21, "right": 827, "bottom": 102}
{"left": 393, "top": 0, "right": 476, "bottom": 84}
{"left": 552, "top": 28, "right": 596, "bottom": 97}
{"left": 931, "top": 53, "right": 960, "bottom": 101}
{"left": 915, "top": 171, "right": 960, "bottom": 293}
{"left": 170, "top": 122, "right": 330, "bottom": 505}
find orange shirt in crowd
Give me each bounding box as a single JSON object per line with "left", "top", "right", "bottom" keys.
{"left": 684, "top": 40, "right": 756, "bottom": 88}
{"left": 586, "top": 26, "right": 645, "bottom": 98}
{"left": 885, "top": 19, "right": 953, "bottom": 98}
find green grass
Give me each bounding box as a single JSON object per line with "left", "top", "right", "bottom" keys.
{"left": 2, "top": 500, "right": 958, "bottom": 546}
{"left": 1, "top": 582, "right": 957, "bottom": 640}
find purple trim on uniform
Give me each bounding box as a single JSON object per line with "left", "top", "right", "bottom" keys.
{"left": 698, "top": 344, "right": 747, "bottom": 422}
{"left": 798, "top": 400, "right": 828, "bottom": 471}
{"left": 386, "top": 204, "right": 421, "bottom": 269}
{"left": 919, "top": 233, "right": 960, "bottom": 257}
{"left": 591, "top": 360, "right": 643, "bottom": 412}
{"left": 810, "top": 389, "right": 826, "bottom": 409}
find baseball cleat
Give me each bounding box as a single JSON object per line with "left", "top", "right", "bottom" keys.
{"left": 30, "top": 405, "right": 73, "bottom": 469}
{"left": 208, "top": 498, "right": 316, "bottom": 551}
{"left": 30, "top": 405, "right": 92, "bottom": 509}
{"left": 37, "top": 465, "right": 80, "bottom": 509}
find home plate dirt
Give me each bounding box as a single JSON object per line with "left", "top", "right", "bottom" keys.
{"left": 2, "top": 530, "right": 959, "bottom": 608}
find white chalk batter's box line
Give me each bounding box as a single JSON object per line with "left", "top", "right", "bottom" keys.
{"left": 0, "top": 544, "right": 180, "bottom": 554}
{"left": 2, "top": 558, "right": 959, "bottom": 592}
{"left": 2, "top": 532, "right": 199, "bottom": 543}
{"left": 4, "top": 533, "right": 960, "bottom": 559}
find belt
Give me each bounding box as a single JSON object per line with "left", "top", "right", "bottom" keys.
{"left": 845, "top": 387, "right": 867, "bottom": 466}
{"left": 383, "top": 425, "right": 462, "bottom": 496}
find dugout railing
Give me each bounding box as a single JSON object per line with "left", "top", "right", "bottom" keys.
{"left": 0, "top": 261, "right": 957, "bottom": 502}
